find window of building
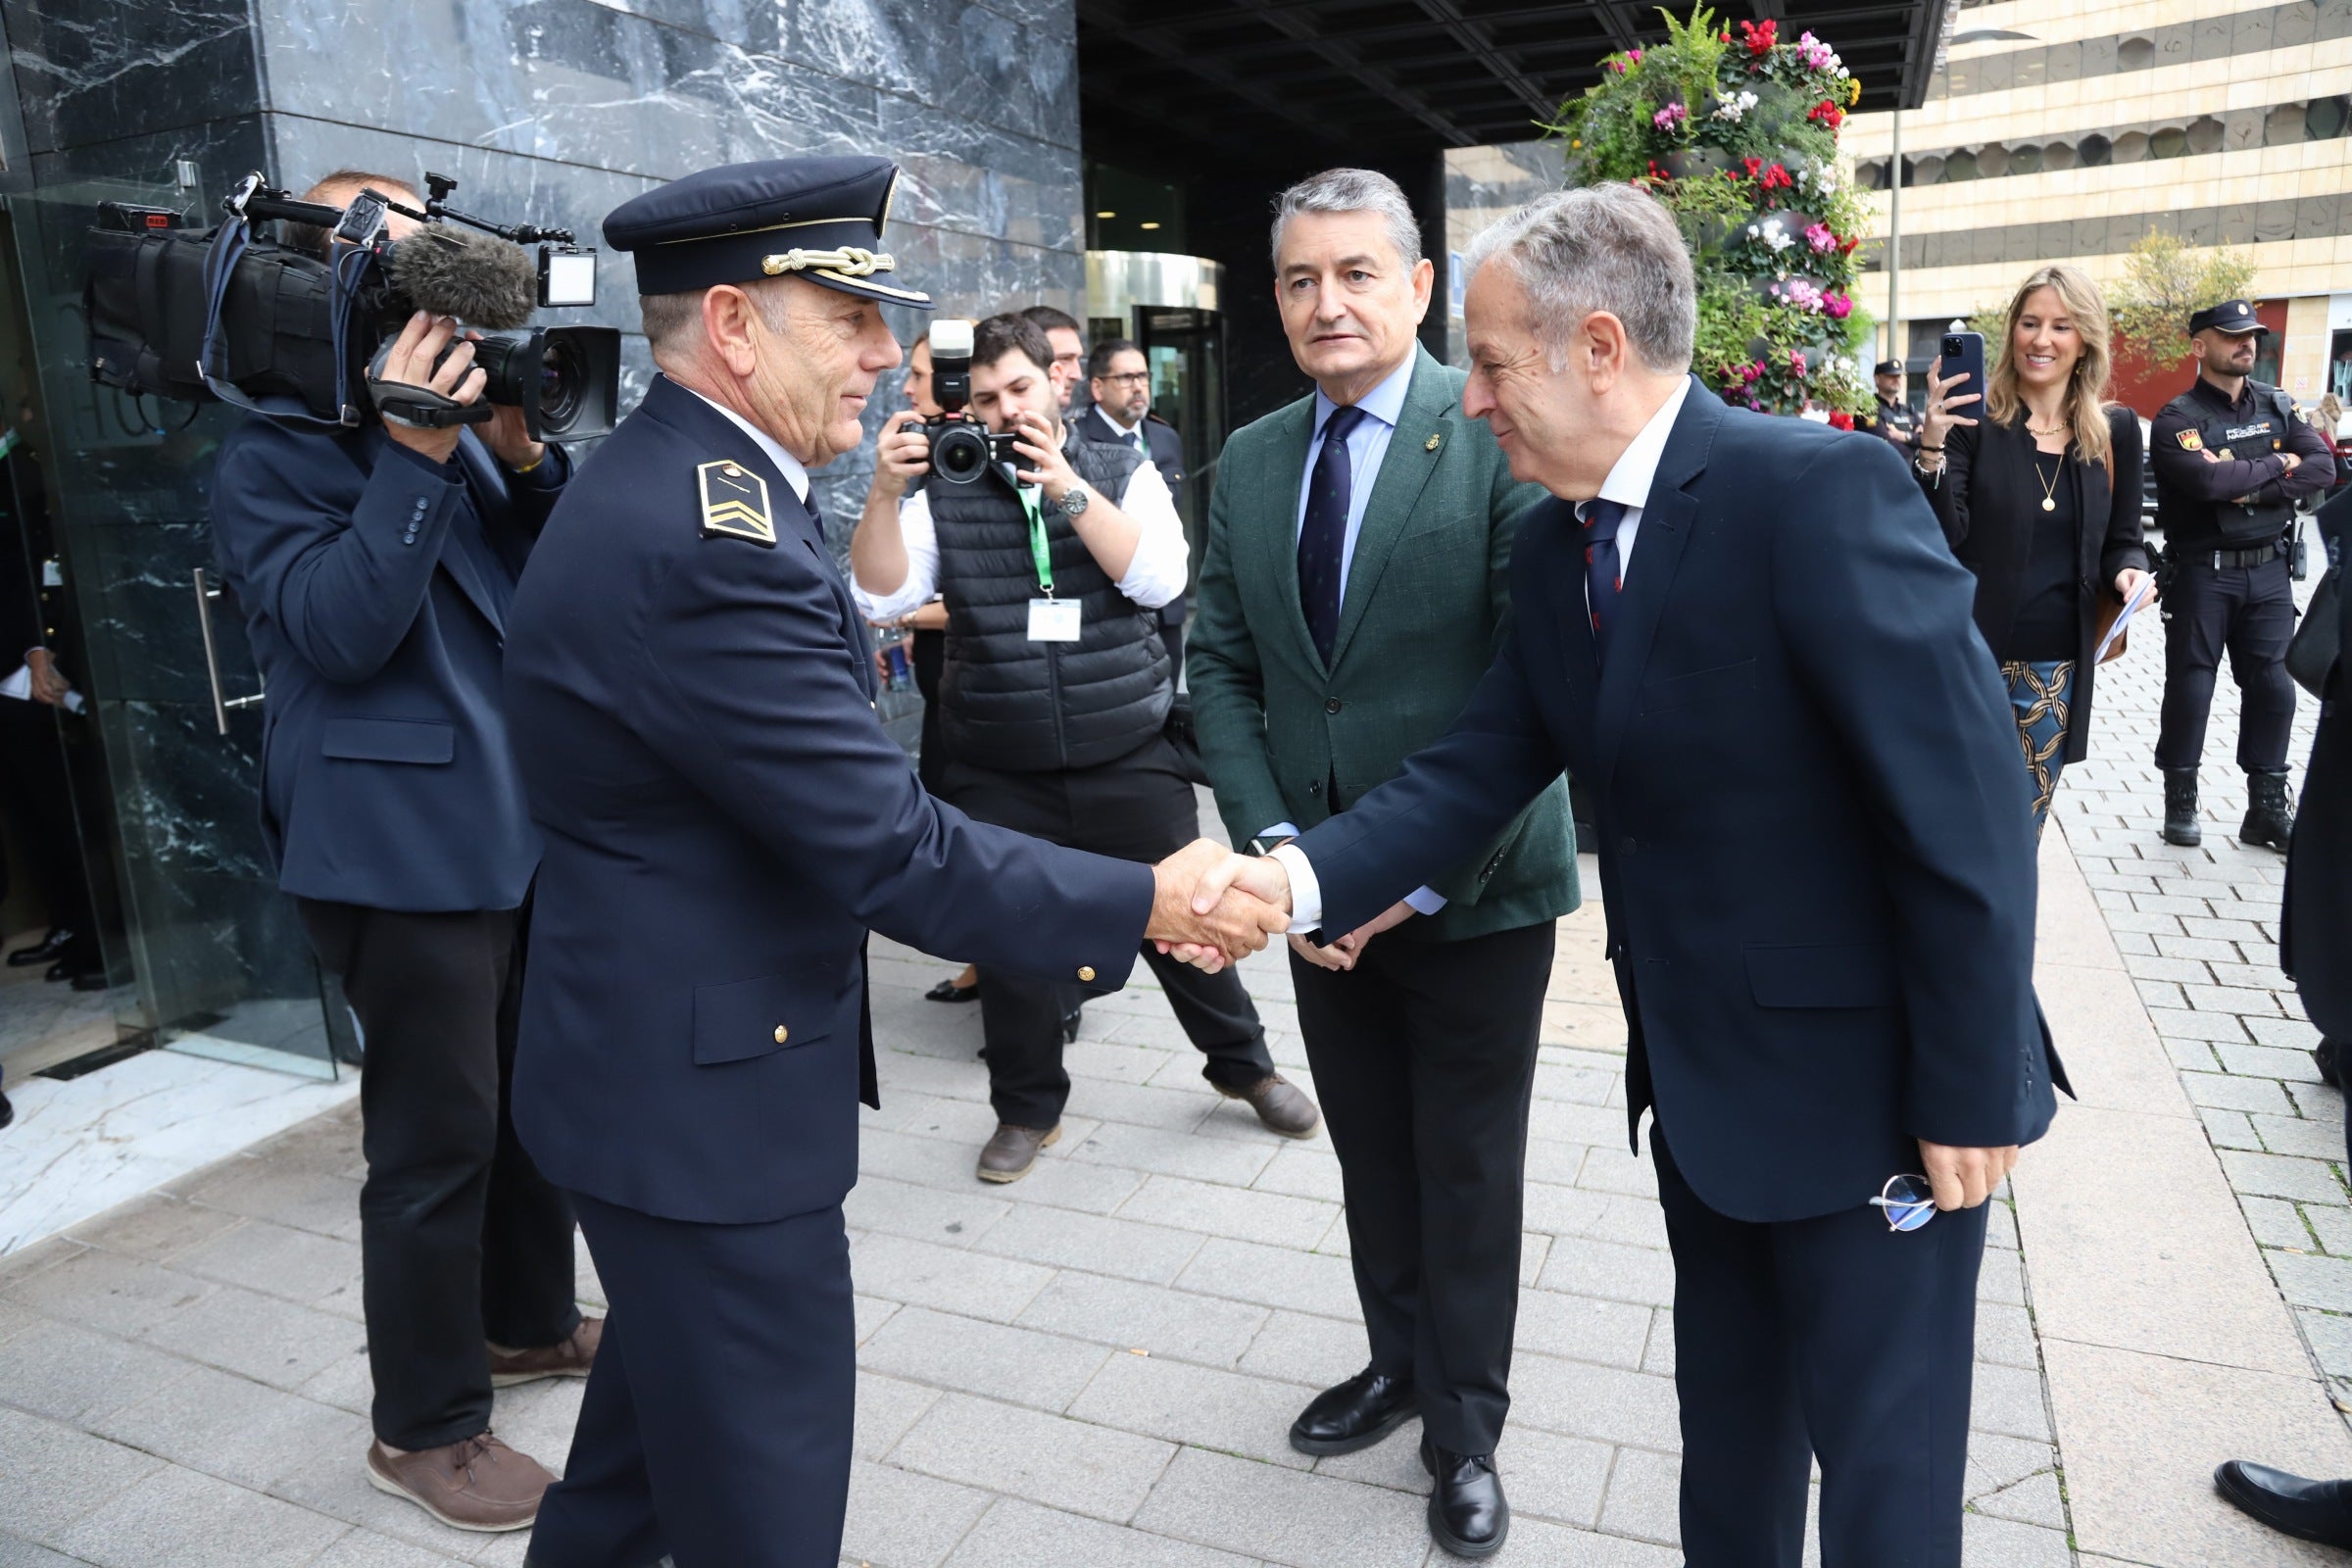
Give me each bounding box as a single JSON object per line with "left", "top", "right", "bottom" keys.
{"left": 2118, "top": 34, "right": 2157, "bottom": 70}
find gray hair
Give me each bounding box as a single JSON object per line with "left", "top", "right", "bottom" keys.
{"left": 1270, "top": 168, "right": 1423, "bottom": 269}
{"left": 639, "top": 275, "right": 798, "bottom": 359}
{"left": 1463, "top": 184, "right": 1694, "bottom": 374}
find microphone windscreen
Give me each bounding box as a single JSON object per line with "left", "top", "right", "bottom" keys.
{"left": 385, "top": 224, "right": 538, "bottom": 330}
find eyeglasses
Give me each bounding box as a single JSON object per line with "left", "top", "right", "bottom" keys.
{"left": 1098, "top": 371, "right": 1150, "bottom": 386}
{"left": 1870, "top": 1173, "right": 1937, "bottom": 1232}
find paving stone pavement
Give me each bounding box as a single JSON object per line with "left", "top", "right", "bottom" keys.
{"left": 2047, "top": 570, "right": 2349, "bottom": 1418}
{"left": 0, "top": 827, "right": 2081, "bottom": 1567}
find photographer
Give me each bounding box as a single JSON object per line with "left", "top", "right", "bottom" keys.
{"left": 850, "top": 313, "right": 1317, "bottom": 1183}
{"left": 207, "top": 172, "right": 592, "bottom": 1533}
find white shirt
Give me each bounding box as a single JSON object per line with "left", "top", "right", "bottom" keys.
{"left": 854, "top": 453, "right": 1189, "bottom": 620}
{"left": 685, "top": 384, "right": 812, "bottom": 506}
{"left": 1273, "top": 375, "right": 1694, "bottom": 930}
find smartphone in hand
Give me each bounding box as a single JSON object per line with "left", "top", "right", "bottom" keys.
{"left": 1939, "top": 330, "right": 1986, "bottom": 416}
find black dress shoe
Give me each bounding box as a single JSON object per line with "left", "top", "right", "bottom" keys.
{"left": 2216, "top": 1460, "right": 2352, "bottom": 1546}
{"left": 7, "top": 927, "right": 74, "bottom": 967}
{"left": 1421, "top": 1435, "right": 1508, "bottom": 1558}
{"left": 2317, "top": 1039, "right": 2344, "bottom": 1091}
{"left": 1288, "top": 1368, "right": 1416, "bottom": 1455}
{"left": 924, "top": 977, "right": 980, "bottom": 1004}
{"left": 1061, "top": 1006, "right": 1083, "bottom": 1044}
{"left": 0, "top": 1088, "right": 13, "bottom": 1131}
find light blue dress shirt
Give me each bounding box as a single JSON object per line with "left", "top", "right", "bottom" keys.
{"left": 1267, "top": 355, "right": 1444, "bottom": 920}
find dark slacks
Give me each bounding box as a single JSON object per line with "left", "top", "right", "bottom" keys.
{"left": 296, "top": 900, "right": 579, "bottom": 1450}
{"left": 529, "top": 1193, "right": 855, "bottom": 1568}
{"left": 1653, "top": 1128, "right": 1987, "bottom": 1568}
{"left": 2157, "top": 554, "right": 2298, "bottom": 771}
{"left": 1290, "top": 920, "right": 1554, "bottom": 1454}
{"left": 943, "top": 736, "right": 1273, "bottom": 1130}
{"left": 0, "top": 704, "right": 94, "bottom": 936}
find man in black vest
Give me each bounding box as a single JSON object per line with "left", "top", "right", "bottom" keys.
{"left": 851, "top": 314, "right": 1320, "bottom": 1182}
{"left": 2148, "top": 299, "right": 2335, "bottom": 850}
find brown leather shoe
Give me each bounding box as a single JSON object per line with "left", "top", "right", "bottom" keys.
{"left": 977, "top": 1122, "right": 1059, "bottom": 1183}
{"left": 1222, "top": 1074, "right": 1321, "bottom": 1138}
{"left": 488, "top": 1315, "right": 603, "bottom": 1388}
{"left": 366, "top": 1433, "right": 553, "bottom": 1532}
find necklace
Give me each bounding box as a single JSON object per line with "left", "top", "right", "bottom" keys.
{"left": 2033, "top": 449, "right": 2063, "bottom": 513}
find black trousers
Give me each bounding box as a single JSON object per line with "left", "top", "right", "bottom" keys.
{"left": 2157, "top": 553, "right": 2298, "bottom": 771}
{"left": 942, "top": 736, "right": 1273, "bottom": 1130}
{"left": 1653, "top": 1129, "right": 1987, "bottom": 1567}
{"left": 0, "top": 704, "right": 93, "bottom": 936}
{"left": 530, "top": 1193, "right": 854, "bottom": 1568}
{"left": 296, "top": 899, "right": 579, "bottom": 1450}
{"left": 1290, "top": 920, "right": 1555, "bottom": 1454}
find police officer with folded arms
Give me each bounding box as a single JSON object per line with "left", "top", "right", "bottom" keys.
{"left": 2148, "top": 299, "right": 2334, "bottom": 850}
{"left": 1864, "top": 357, "right": 1921, "bottom": 452}
{"left": 500, "top": 155, "right": 1281, "bottom": 1568}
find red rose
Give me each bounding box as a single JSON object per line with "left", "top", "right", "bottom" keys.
{"left": 1761, "top": 163, "right": 1792, "bottom": 191}
{"left": 1808, "top": 100, "right": 1845, "bottom": 128}
{"left": 1828, "top": 410, "right": 1854, "bottom": 431}
{"left": 1742, "top": 156, "right": 1764, "bottom": 179}
{"left": 1738, "top": 19, "right": 1778, "bottom": 56}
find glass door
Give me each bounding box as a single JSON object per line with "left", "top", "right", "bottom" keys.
{"left": 1132, "top": 307, "right": 1227, "bottom": 551}
{"left": 1, "top": 175, "right": 351, "bottom": 1077}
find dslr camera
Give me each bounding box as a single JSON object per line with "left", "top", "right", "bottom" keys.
{"left": 85, "top": 172, "right": 620, "bottom": 442}
{"left": 920, "top": 318, "right": 1022, "bottom": 486}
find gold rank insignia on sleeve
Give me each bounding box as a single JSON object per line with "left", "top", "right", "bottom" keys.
{"left": 2176, "top": 430, "right": 2203, "bottom": 452}
{"left": 697, "top": 460, "right": 776, "bottom": 547}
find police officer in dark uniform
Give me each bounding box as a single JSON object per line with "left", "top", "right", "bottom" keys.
{"left": 502, "top": 156, "right": 1283, "bottom": 1568}
{"left": 1862, "top": 357, "right": 1921, "bottom": 452}
{"left": 2148, "top": 299, "right": 2334, "bottom": 849}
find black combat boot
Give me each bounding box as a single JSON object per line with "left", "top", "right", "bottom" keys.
{"left": 2162, "top": 768, "right": 2202, "bottom": 847}
{"left": 2241, "top": 769, "right": 2296, "bottom": 851}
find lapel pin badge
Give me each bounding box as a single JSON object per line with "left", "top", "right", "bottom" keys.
{"left": 1424, "top": 433, "right": 1442, "bottom": 452}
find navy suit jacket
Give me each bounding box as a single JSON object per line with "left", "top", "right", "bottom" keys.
{"left": 1079, "top": 405, "right": 1186, "bottom": 513}
{"left": 503, "top": 376, "right": 1155, "bottom": 1225}
{"left": 1295, "top": 380, "right": 2064, "bottom": 1223}
{"left": 211, "top": 417, "right": 563, "bottom": 912}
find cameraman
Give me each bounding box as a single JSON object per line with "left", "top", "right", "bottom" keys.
{"left": 207, "top": 172, "right": 592, "bottom": 1533}
{"left": 850, "top": 313, "right": 1317, "bottom": 1183}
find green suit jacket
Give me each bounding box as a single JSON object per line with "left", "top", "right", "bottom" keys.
{"left": 1187, "top": 345, "right": 1580, "bottom": 942}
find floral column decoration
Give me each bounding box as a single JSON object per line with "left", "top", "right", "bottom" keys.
{"left": 1546, "top": 9, "right": 1875, "bottom": 421}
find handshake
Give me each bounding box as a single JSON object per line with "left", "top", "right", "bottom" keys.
{"left": 1144, "top": 841, "right": 1295, "bottom": 973}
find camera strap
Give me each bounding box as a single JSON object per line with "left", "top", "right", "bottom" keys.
{"left": 1019, "top": 486, "right": 1054, "bottom": 597}
{"left": 195, "top": 217, "right": 352, "bottom": 428}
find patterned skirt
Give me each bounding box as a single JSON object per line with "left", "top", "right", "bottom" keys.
{"left": 2000, "top": 659, "right": 2077, "bottom": 838}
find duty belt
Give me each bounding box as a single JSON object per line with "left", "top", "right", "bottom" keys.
{"left": 2190, "top": 540, "right": 2283, "bottom": 569}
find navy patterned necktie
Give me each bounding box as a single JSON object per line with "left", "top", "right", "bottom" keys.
{"left": 1581, "top": 497, "right": 1629, "bottom": 666}
{"left": 1298, "top": 405, "right": 1368, "bottom": 662}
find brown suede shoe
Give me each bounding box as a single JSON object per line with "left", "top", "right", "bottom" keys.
{"left": 366, "top": 1433, "right": 553, "bottom": 1532}
{"left": 977, "top": 1122, "right": 1059, "bottom": 1183}
{"left": 488, "top": 1315, "right": 603, "bottom": 1388}
{"left": 1221, "top": 1074, "right": 1322, "bottom": 1138}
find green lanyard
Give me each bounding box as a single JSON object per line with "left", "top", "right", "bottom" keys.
{"left": 1020, "top": 485, "right": 1054, "bottom": 598}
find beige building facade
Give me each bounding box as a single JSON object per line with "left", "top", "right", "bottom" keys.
{"left": 1844, "top": 0, "right": 2352, "bottom": 409}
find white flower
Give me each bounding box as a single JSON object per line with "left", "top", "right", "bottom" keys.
{"left": 1759, "top": 219, "right": 1793, "bottom": 253}
{"left": 1712, "top": 90, "right": 1758, "bottom": 123}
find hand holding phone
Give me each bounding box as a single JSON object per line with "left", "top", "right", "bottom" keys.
{"left": 1920, "top": 332, "right": 1984, "bottom": 455}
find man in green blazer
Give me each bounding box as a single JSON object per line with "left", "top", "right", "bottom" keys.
{"left": 1187, "top": 168, "right": 1579, "bottom": 1560}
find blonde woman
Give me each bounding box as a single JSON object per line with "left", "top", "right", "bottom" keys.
{"left": 1915, "top": 265, "right": 2154, "bottom": 835}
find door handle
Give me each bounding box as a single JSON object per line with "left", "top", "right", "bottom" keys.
{"left": 193, "top": 567, "right": 264, "bottom": 735}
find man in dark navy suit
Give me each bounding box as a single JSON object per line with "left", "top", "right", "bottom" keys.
{"left": 211, "top": 172, "right": 592, "bottom": 1533}
{"left": 503, "top": 156, "right": 1281, "bottom": 1568}
{"left": 1191, "top": 184, "right": 2063, "bottom": 1566}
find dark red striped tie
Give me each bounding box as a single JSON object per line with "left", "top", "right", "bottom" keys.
{"left": 1581, "top": 498, "right": 1628, "bottom": 666}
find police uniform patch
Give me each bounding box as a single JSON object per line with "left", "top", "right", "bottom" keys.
{"left": 698, "top": 460, "right": 775, "bottom": 546}
{"left": 2176, "top": 429, "right": 2203, "bottom": 452}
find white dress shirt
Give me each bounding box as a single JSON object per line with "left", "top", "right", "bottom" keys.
{"left": 854, "top": 447, "right": 1189, "bottom": 620}
{"left": 685, "top": 384, "right": 812, "bottom": 506}
{"left": 1262, "top": 356, "right": 1446, "bottom": 922}
{"left": 1272, "top": 375, "right": 1693, "bottom": 930}
{"left": 1089, "top": 406, "right": 1148, "bottom": 450}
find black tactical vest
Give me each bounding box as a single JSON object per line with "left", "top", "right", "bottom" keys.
{"left": 932, "top": 434, "right": 1170, "bottom": 772}
{"left": 2155, "top": 380, "right": 2300, "bottom": 549}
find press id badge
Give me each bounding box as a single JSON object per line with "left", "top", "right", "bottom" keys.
{"left": 1028, "top": 597, "right": 1082, "bottom": 642}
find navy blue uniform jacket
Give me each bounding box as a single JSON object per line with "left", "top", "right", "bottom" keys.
{"left": 211, "top": 419, "right": 561, "bottom": 912}
{"left": 503, "top": 376, "right": 1155, "bottom": 1225}
{"left": 1295, "top": 381, "right": 2065, "bottom": 1223}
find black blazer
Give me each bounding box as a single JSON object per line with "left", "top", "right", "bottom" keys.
{"left": 1294, "top": 382, "right": 2060, "bottom": 1223}
{"left": 1920, "top": 405, "right": 2148, "bottom": 761}
{"left": 2284, "top": 491, "right": 2350, "bottom": 1040}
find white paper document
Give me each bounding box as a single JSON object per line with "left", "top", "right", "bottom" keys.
{"left": 2094, "top": 576, "right": 2157, "bottom": 664}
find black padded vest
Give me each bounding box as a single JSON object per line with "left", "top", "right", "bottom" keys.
{"left": 932, "top": 436, "right": 1170, "bottom": 772}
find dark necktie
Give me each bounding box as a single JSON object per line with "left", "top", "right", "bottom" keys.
{"left": 1298, "top": 405, "right": 1367, "bottom": 662}
{"left": 1582, "top": 497, "right": 1629, "bottom": 666}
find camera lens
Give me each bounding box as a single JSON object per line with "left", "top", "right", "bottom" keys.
{"left": 931, "top": 421, "right": 992, "bottom": 485}
{"left": 537, "top": 335, "right": 584, "bottom": 431}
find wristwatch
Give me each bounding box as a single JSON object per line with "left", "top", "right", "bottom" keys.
{"left": 1059, "top": 483, "right": 1092, "bottom": 517}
